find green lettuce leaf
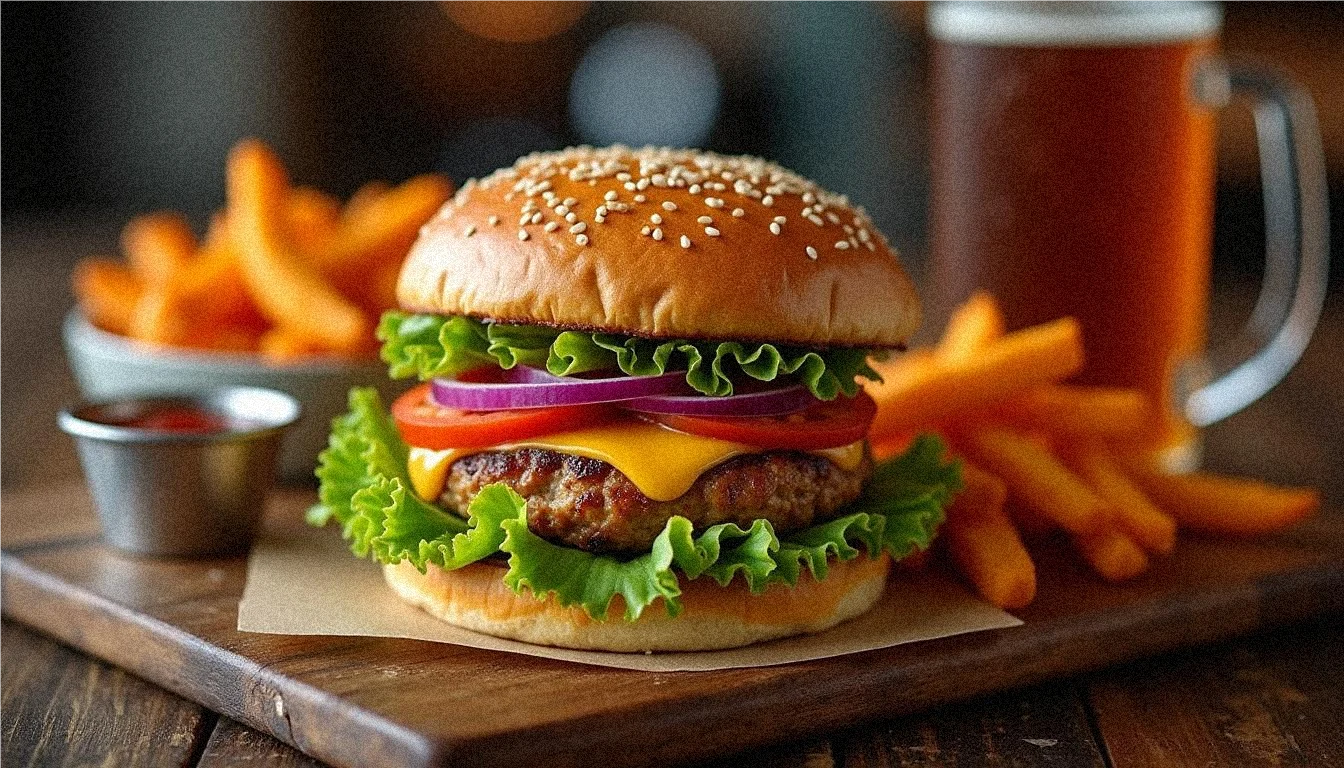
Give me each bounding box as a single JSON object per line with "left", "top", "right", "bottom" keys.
{"left": 377, "top": 311, "right": 882, "bottom": 400}
{"left": 311, "top": 388, "right": 960, "bottom": 621}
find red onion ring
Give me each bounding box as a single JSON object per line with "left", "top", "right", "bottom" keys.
{"left": 430, "top": 368, "right": 689, "bottom": 410}
{"left": 622, "top": 385, "right": 816, "bottom": 417}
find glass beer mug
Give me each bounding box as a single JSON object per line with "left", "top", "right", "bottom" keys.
{"left": 928, "top": 1, "right": 1329, "bottom": 469}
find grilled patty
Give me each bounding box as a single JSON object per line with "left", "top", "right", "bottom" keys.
{"left": 440, "top": 446, "right": 872, "bottom": 555}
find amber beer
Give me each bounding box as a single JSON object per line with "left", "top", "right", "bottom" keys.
{"left": 930, "top": 2, "right": 1223, "bottom": 451}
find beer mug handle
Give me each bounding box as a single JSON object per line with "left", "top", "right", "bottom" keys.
{"left": 1182, "top": 62, "right": 1330, "bottom": 427}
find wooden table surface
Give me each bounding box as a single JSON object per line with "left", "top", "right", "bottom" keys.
{"left": 3, "top": 218, "right": 1342, "bottom": 767}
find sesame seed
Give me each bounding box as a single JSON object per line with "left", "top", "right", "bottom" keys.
{"left": 806, "top": 246, "right": 818, "bottom": 260}
{"left": 689, "top": 184, "right": 702, "bottom": 194}
{"left": 518, "top": 213, "right": 531, "bottom": 226}
{"left": 835, "top": 240, "right": 850, "bottom": 250}
{"left": 652, "top": 227, "right": 664, "bottom": 241}
{"left": 697, "top": 215, "right": 713, "bottom": 224}
{"left": 801, "top": 206, "right": 812, "bottom": 217}
{"left": 518, "top": 230, "right": 529, "bottom": 241}
{"left": 762, "top": 195, "right": 774, "bottom": 207}
{"left": 865, "top": 241, "right": 876, "bottom": 251}
{"left": 624, "top": 182, "right": 637, "bottom": 191}
{"left": 774, "top": 216, "right": 787, "bottom": 224}
{"left": 809, "top": 215, "right": 825, "bottom": 226}
{"left": 555, "top": 205, "right": 569, "bottom": 216}
{"left": 826, "top": 212, "right": 841, "bottom": 224}
{"left": 769, "top": 222, "right": 782, "bottom": 235}
{"left": 617, "top": 172, "right": 632, "bottom": 181}
{"left": 576, "top": 233, "right": 589, "bottom": 246}
{"left": 488, "top": 215, "right": 500, "bottom": 226}
{"left": 544, "top": 221, "right": 559, "bottom": 232}
{"left": 705, "top": 197, "right": 724, "bottom": 208}
{"left": 565, "top": 212, "right": 578, "bottom": 224}
{"left": 603, "top": 191, "right": 618, "bottom": 202}
{"left": 732, "top": 208, "right": 745, "bottom": 218}
{"left": 704, "top": 226, "right": 720, "bottom": 237}
{"left": 650, "top": 213, "right": 663, "bottom": 225}
{"left": 662, "top": 201, "right": 677, "bottom": 211}
{"left": 680, "top": 235, "right": 692, "bottom": 248}
{"left": 802, "top": 191, "right": 816, "bottom": 204}
{"left": 595, "top": 214, "right": 606, "bottom": 224}
{"left": 641, "top": 225, "right": 651, "bottom": 236}
{"left": 563, "top": 197, "right": 578, "bottom": 207}
{"left": 596, "top": 205, "right": 608, "bottom": 216}
{"left": 569, "top": 222, "right": 587, "bottom": 234}
{"left": 637, "top": 178, "right": 650, "bottom": 190}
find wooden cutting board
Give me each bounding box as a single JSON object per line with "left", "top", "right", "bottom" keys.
{"left": 3, "top": 482, "right": 1342, "bottom": 768}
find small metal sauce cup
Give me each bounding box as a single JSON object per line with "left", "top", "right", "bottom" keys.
{"left": 58, "top": 387, "right": 301, "bottom": 557}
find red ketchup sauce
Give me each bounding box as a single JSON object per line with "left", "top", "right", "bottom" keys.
{"left": 103, "top": 405, "right": 233, "bottom": 434}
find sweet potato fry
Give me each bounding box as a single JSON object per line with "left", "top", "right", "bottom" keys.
{"left": 944, "top": 460, "right": 1036, "bottom": 609}
{"left": 992, "top": 385, "right": 1157, "bottom": 442}
{"left": 127, "top": 287, "right": 190, "bottom": 346}
{"left": 1125, "top": 466, "right": 1320, "bottom": 537}
{"left": 1065, "top": 442, "right": 1176, "bottom": 555}
{"left": 325, "top": 174, "right": 451, "bottom": 270}
{"left": 121, "top": 212, "right": 196, "bottom": 285}
{"left": 73, "top": 258, "right": 144, "bottom": 335}
{"left": 259, "top": 328, "right": 329, "bottom": 362}
{"left": 287, "top": 186, "right": 341, "bottom": 260}
{"left": 1073, "top": 529, "right": 1149, "bottom": 582}
{"left": 176, "top": 246, "right": 266, "bottom": 330}
{"left": 870, "top": 431, "right": 918, "bottom": 462}
{"left": 343, "top": 180, "right": 391, "bottom": 222}
{"left": 936, "top": 291, "right": 1005, "bottom": 364}
{"left": 226, "top": 139, "right": 373, "bottom": 355}
{"left": 959, "top": 426, "right": 1110, "bottom": 536}
{"left": 865, "top": 317, "right": 1085, "bottom": 438}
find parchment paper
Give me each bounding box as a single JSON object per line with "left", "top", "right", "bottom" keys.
{"left": 238, "top": 517, "right": 1022, "bottom": 672}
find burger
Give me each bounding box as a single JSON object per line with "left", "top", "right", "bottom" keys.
{"left": 309, "top": 146, "right": 959, "bottom": 652}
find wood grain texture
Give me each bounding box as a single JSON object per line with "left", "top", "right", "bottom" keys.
{"left": 694, "top": 738, "right": 837, "bottom": 768}
{"left": 1087, "top": 615, "right": 1344, "bottom": 768}
{"left": 2, "top": 483, "right": 1341, "bottom": 768}
{"left": 198, "top": 717, "right": 327, "bottom": 768}
{"left": 0, "top": 620, "right": 215, "bottom": 768}
{"left": 840, "top": 683, "right": 1106, "bottom": 768}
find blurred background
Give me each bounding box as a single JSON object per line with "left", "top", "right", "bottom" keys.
{"left": 3, "top": 1, "right": 1342, "bottom": 491}
{"left": 8, "top": 2, "right": 1343, "bottom": 274}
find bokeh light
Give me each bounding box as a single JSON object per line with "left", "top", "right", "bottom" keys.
{"left": 443, "top": 1, "right": 588, "bottom": 44}
{"left": 569, "top": 22, "right": 720, "bottom": 148}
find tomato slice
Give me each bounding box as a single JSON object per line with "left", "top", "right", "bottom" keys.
{"left": 391, "top": 384, "right": 617, "bottom": 449}
{"left": 647, "top": 391, "right": 877, "bottom": 450}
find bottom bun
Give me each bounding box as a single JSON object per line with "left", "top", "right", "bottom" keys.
{"left": 383, "top": 553, "right": 892, "bottom": 652}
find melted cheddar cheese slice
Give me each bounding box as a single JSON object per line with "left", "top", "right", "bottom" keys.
{"left": 407, "top": 421, "right": 864, "bottom": 504}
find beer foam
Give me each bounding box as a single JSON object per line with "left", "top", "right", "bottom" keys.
{"left": 929, "top": 1, "right": 1222, "bottom": 46}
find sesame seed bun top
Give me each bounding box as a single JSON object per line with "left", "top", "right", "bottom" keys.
{"left": 397, "top": 146, "right": 920, "bottom": 348}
